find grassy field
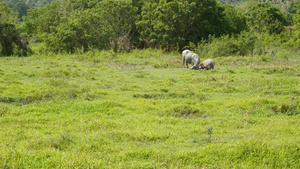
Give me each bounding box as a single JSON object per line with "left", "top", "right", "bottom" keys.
{"left": 0, "top": 49, "right": 299, "bottom": 168}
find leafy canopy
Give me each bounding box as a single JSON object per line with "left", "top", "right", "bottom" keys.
{"left": 136, "top": 0, "right": 247, "bottom": 51}
{"left": 23, "top": 0, "right": 137, "bottom": 53}
{"left": 246, "top": 3, "right": 291, "bottom": 34}
{"left": 0, "top": 2, "right": 31, "bottom": 56}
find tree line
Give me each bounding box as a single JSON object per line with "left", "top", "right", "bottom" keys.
{"left": 1, "top": 0, "right": 300, "bottom": 56}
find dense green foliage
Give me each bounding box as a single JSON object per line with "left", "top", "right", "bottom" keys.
{"left": 0, "top": 50, "right": 299, "bottom": 167}
{"left": 0, "top": 0, "right": 52, "bottom": 8}
{"left": 222, "top": 0, "right": 300, "bottom": 14}
{"left": 11, "top": 1, "right": 29, "bottom": 21}
{"left": 136, "top": 0, "right": 238, "bottom": 50}
{"left": 223, "top": 4, "right": 248, "bottom": 34}
{"left": 20, "top": 0, "right": 250, "bottom": 53}
{"left": 0, "top": 2, "right": 31, "bottom": 56}
{"left": 246, "top": 3, "right": 292, "bottom": 34}
{"left": 23, "top": 0, "right": 137, "bottom": 53}
{"left": 1, "top": 0, "right": 300, "bottom": 55}
{"left": 0, "top": 23, "right": 18, "bottom": 56}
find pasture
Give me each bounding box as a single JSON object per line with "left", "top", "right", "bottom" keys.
{"left": 0, "top": 49, "right": 299, "bottom": 168}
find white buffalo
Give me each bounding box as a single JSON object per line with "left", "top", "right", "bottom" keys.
{"left": 199, "top": 59, "right": 215, "bottom": 70}
{"left": 182, "top": 50, "right": 200, "bottom": 69}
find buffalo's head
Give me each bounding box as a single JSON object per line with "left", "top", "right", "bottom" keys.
{"left": 198, "top": 63, "right": 204, "bottom": 69}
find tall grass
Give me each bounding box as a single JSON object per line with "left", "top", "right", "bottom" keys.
{"left": 0, "top": 49, "right": 299, "bottom": 168}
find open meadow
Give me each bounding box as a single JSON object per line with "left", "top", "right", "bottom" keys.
{"left": 0, "top": 49, "right": 299, "bottom": 168}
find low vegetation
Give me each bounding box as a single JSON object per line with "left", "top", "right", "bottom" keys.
{"left": 0, "top": 49, "right": 299, "bottom": 168}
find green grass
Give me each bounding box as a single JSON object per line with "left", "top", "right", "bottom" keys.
{"left": 0, "top": 49, "right": 299, "bottom": 168}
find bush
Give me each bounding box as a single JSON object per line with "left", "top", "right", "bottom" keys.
{"left": 246, "top": 3, "right": 292, "bottom": 34}
{"left": 136, "top": 0, "right": 235, "bottom": 51}
{"left": 23, "top": 0, "right": 137, "bottom": 53}
{"left": 0, "top": 2, "right": 32, "bottom": 56}
{"left": 192, "top": 31, "right": 257, "bottom": 58}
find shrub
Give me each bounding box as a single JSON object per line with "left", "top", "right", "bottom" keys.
{"left": 193, "top": 31, "right": 257, "bottom": 58}
{"left": 0, "top": 2, "right": 32, "bottom": 56}
{"left": 246, "top": 3, "right": 291, "bottom": 34}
